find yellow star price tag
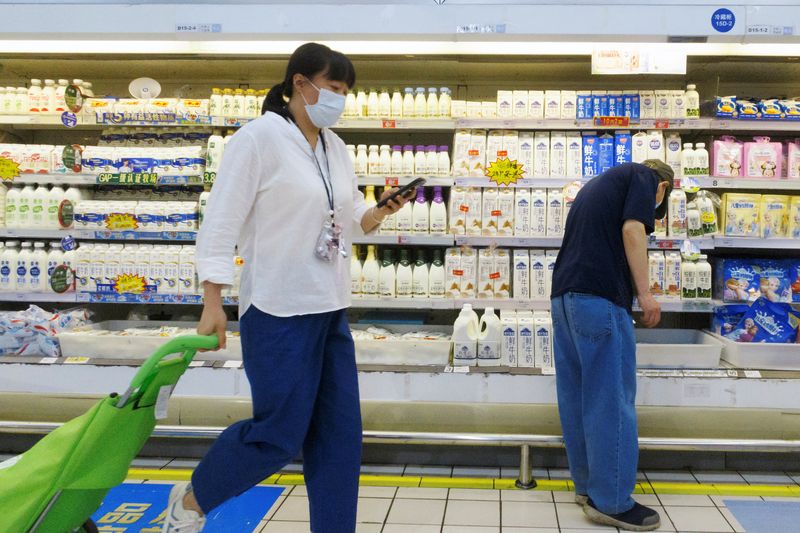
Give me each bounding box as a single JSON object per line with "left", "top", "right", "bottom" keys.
{"left": 105, "top": 213, "right": 139, "bottom": 230}
{"left": 114, "top": 273, "right": 148, "bottom": 294}
{"left": 0, "top": 157, "right": 21, "bottom": 182}
{"left": 485, "top": 158, "right": 525, "bottom": 186}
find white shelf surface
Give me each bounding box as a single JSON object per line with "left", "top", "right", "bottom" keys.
{"left": 714, "top": 237, "right": 800, "bottom": 249}
{"left": 0, "top": 229, "right": 198, "bottom": 241}
{"left": 350, "top": 297, "right": 454, "bottom": 309}
{"left": 453, "top": 177, "right": 580, "bottom": 188}
{"left": 358, "top": 176, "right": 454, "bottom": 187}
{"left": 456, "top": 236, "right": 562, "bottom": 247}
{"left": 353, "top": 234, "right": 454, "bottom": 246}
{"left": 694, "top": 177, "right": 800, "bottom": 190}
{"left": 9, "top": 174, "right": 204, "bottom": 186}
{"left": 333, "top": 118, "right": 457, "bottom": 130}
{"left": 0, "top": 291, "right": 78, "bottom": 303}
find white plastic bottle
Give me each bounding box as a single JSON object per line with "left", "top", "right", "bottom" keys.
{"left": 685, "top": 84, "right": 700, "bottom": 119}
{"left": 360, "top": 245, "right": 380, "bottom": 297}
{"left": 395, "top": 199, "right": 413, "bottom": 234}
{"left": 429, "top": 186, "right": 447, "bottom": 235}
{"left": 367, "top": 145, "right": 380, "bottom": 176}
{"left": 0, "top": 241, "right": 19, "bottom": 292}
{"left": 17, "top": 185, "right": 35, "bottom": 228}
{"left": 351, "top": 144, "right": 366, "bottom": 176}
{"left": 42, "top": 79, "right": 56, "bottom": 113}
{"left": 680, "top": 143, "right": 696, "bottom": 178}
{"left": 62, "top": 187, "right": 82, "bottom": 229}
{"left": 55, "top": 79, "right": 69, "bottom": 112}
{"left": 15, "top": 88, "right": 28, "bottom": 114}
{"left": 30, "top": 185, "right": 48, "bottom": 228}
{"left": 414, "top": 87, "right": 427, "bottom": 117}
{"left": 232, "top": 89, "right": 245, "bottom": 118}
{"left": 0, "top": 88, "right": 7, "bottom": 114}
{"left": 402, "top": 145, "right": 415, "bottom": 175}
{"left": 391, "top": 88, "right": 403, "bottom": 117}
{"left": 209, "top": 88, "right": 223, "bottom": 116}
{"left": 221, "top": 89, "right": 234, "bottom": 117}
{"left": 244, "top": 89, "right": 258, "bottom": 118}
{"left": 390, "top": 146, "right": 403, "bottom": 175}
{"left": 668, "top": 188, "right": 688, "bottom": 238}
{"left": 402, "top": 88, "right": 415, "bottom": 117}
{"left": 426, "top": 146, "right": 438, "bottom": 176}
{"left": 355, "top": 89, "right": 367, "bottom": 118}
{"left": 681, "top": 259, "right": 698, "bottom": 299}
{"left": 379, "top": 88, "right": 391, "bottom": 117}
{"left": 428, "top": 248, "right": 445, "bottom": 298}
{"left": 395, "top": 249, "right": 413, "bottom": 297}
{"left": 46, "top": 241, "right": 64, "bottom": 293}
{"left": 15, "top": 241, "right": 32, "bottom": 291}
{"left": 46, "top": 185, "right": 65, "bottom": 229}
{"left": 28, "top": 242, "right": 47, "bottom": 292}
{"left": 379, "top": 145, "right": 391, "bottom": 175}
{"left": 412, "top": 249, "right": 429, "bottom": 298}
{"left": 350, "top": 245, "right": 362, "bottom": 298}
{"left": 437, "top": 146, "right": 451, "bottom": 176}
{"left": 414, "top": 145, "right": 428, "bottom": 175}
{"left": 697, "top": 255, "right": 712, "bottom": 300}
{"left": 694, "top": 142, "right": 710, "bottom": 177}
{"left": 367, "top": 88, "right": 380, "bottom": 118}
{"left": 27, "top": 79, "right": 43, "bottom": 113}
{"left": 378, "top": 248, "right": 396, "bottom": 298}
{"left": 478, "top": 307, "right": 503, "bottom": 367}
{"left": 206, "top": 133, "right": 225, "bottom": 173}
{"left": 412, "top": 188, "right": 430, "bottom": 233}
{"left": 439, "top": 87, "right": 452, "bottom": 117}
{"left": 4, "top": 186, "right": 19, "bottom": 228}
{"left": 344, "top": 91, "right": 357, "bottom": 117}
{"left": 453, "top": 303, "right": 480, "bottom": 366}
{"left": 426, "top": 88, "right": 439, "bottom": 117}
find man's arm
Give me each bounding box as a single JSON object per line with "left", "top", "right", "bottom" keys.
{"left": 622, "top": 219, "right": 661, "bottom": 328}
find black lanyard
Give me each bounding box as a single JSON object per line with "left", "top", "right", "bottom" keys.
{"left": 307, "top": 129, "right": 335, "bottom": 216}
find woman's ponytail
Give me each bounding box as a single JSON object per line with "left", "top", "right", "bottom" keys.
{"left": 263, "top": 81, "right": 291, "bottom": 118}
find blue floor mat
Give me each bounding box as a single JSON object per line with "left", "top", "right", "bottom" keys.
{"left": 725, "top": 499, "right": 800, "bottom": 533}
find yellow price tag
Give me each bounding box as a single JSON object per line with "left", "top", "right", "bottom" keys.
{"left": 105, "top": 213, "right": 139, "bottom": 230}
{"left": 0, "top": 157, "right": 21, "bottom": 182}
{"left": 114, "top": 273, "right": 147, "bottom": 294}
{"left": 64, "top": 356, "right": 90, "bottom": 364}
{"left": 485, "top": 158, "right": 525, "bottom": 187}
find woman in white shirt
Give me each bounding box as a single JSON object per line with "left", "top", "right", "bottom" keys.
{"left": 162, "top": 43, "right": 407, "bottom": 533}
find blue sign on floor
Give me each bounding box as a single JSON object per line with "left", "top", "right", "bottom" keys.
{"left": 92, "top": 483, "right": 283, "bottom": 532}
{"left": 725, "top": 500, "right": 800, "bottom": 533}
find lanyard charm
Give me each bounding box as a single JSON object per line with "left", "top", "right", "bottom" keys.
{"left": 315, "top": 216, "right": 348, "bottom": 262}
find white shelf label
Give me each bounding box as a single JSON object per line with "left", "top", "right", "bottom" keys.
{"left": 188, "top": 361, "right": 205, "bottom": 368}
{"left": 175, "top": 23, "right": 222, "bottom": 33}
{"left": 222, "top": 360, "right": 242, "bottom": 369}
{"left": 541, "top": 367, "right": 556, "bottom": 375}
{"left": 38, "top": 358, "right": 58, "bottom": 365}
{"left": 744, "top": 370, "right": 762, "bottom": 378}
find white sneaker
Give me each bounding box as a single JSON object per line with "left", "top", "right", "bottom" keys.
{"left": 162, "top": 482, "right": 207, "bottom": 533}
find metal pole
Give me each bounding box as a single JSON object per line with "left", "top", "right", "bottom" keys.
{"left": 515, "top": 444, "right": 537, "bottom": 489}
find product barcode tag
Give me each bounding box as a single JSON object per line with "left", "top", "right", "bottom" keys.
{"left": 541, "top": 367, "right": 556, "bottom": 375}
{"left": 223, "top": 360, "right": 242, "bottom": 368}
{"left": 155, "top": 385, "right": 173, "bottom": 420}
{"left": 38, "top": 358, "right": 58, "bottom": 365}
{"left": 188, "top": 361, "right": 205, "bottom": 368}
{"left": 452, "top": 366, "right": 470, "bottom": 373}
{"left": 744, "top": 370, "right": 762, "bottom": 378}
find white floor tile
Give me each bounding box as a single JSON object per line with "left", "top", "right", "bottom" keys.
{"left": 289, "top": 485, "right": 308, "bottom": 497}
{"left": 385, "top": 498, "right": 446, "bottom": 525}
{"left": 553, "top": 491, "right": 584, "bottom": 503}
{"left": 645, "top": 470, "right": 697, "bottom": 483}
{"left": 762, "top": 496, "right": 800, "bottom": 502}
{"left": 664, "top": 506, "right": 733, "bottom": 532}
{"left": 633, "top": 494, "right": 661, "bottom": 506}
{"left": 718, "top": 507, "right": 746, "bottom": 533}
{"left": 443, "top": 499, "right": 499, "bottom": 526}
{"left": 358, "top": 486, "right": 397, "bottom": 499}
{"left": 656, "top": 494, "right": 715, "bottom": 507}
{"left": 740, "top": 471, "right": 795, "bottom": 484}
{"left": 500, "top": 489, "right": 554, "bottom": 503}
{"left": 556, "top": 503, "right": 618, "bottom": 530}
{"left": 503, "top": 528, "right": 559, "bottom": 533}
{"left": 395, "top": 487, "right": 448, "bottom": 499}
{"left": 692, "top": 471, "right": 746, "bottom": 484}
{"left": 501, "top": 501, "right": 559, "bottom": 528}
{"left": 710, "top": 495, "right": 762, "bottom": 507}
{"left": 452, "top": 466, "right": 500, "bottom": 478}
{"left": 356, "top": 525, "right": 381, "bottom": 533}
{"left": 442, "top": 526, "right": 498, "bottom": 533}
{"left": 403, "top": 465, "right": 453, "bottom": 477}
{"left": 263, "top": 496, "right": 286, "bottom": 521}
{"left": 260, "top": 521, "right": 310, "bottom": 533}
{"left": 166, "top": 458, "right": 200, "bottom": 469}
{"left": 360, "top": 464, "right": 405, "bottom": 475}
{"left": 271, "top": 496, "right": 310, "bottom": 522}
{"left": 649, "top": 506, "right": 677, "bottom": 532}
{"left": 356, "top": 497, "right": 392, "bottom": 524}
{"left": 501, "top": 466, "right": 520, "bottom": 478}
{"left": 448, "top": 488, "right": 500, "bottom": 500}
{"left": 381, "top": 525, "right": 440, "bottom": 533}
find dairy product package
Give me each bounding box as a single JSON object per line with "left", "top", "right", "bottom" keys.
{"left": 598, "top": 133, "right": 615, "bottom": 174}
{"left": 545, "top": 90, "right": 561, "bottom": 119}
{"left": 481, "top": 187, "right": 499, "bottom": 236}
{"left": 468, "top": 129, "right": 488, "bottom": 177}
{"left": 478, "top": 248, "right": 495, "bottom": 299}
{"left": 545, "top": 250, "right": 558, "bottom": 299}
{"left": 725, "top": 297, "right": 798, "bottom": 343}
{"left": 514, "top": 188, "right": 532, "bottom": 235}
{"left": 608, "top": 91, "right": 624, "bottom": 117}
{"left": 528, "top": 91, "right": 545, "bottom": 119}
{"left": 497, "top": 90, "right": 513, "bottom": 118}
{"left": 448, "top": 186, "right": 467, "bottom": 235}
{"left": 518, "top": 132, "right": 535, "bottom": 177}
{"left": 624, "top": 91, "right": 640, "bottom": 120}
{"left": 787, "top": 140, "right": 800, "bottom": 179}
{"left": 513, "top": 90, "right": 528, "bottom": 118}
{"left": 582, "top": 132, "right": 600, "bottom": 178}
{"left": 614, "top": 131, "right": 632, "bottom": 167}
{"left": 648, "top": 251, "right": 666, "bottom": 296}
{"left": 546, "top": 189, "right": 564, "bottom": 236}
{"left": 494, "top": 248, "right": 511, "bottom": 298}
{"left": 486, "top": 130, "right": 504, "bottom": 166}
{"left": 452, "top": 129, "right": 472, "bottom": 177}
{"left": 465, "top": 187, "right": 483, "bottom": 236}
{"left": 482, "top": 101, "right": 497, "bottom": 118}
{"left": 517, "top": 311, "right": 535, "bottom": 368}
{"left": 444, "top": 247, "right": 462, "bottom": 298}
{"left": 500, "top": 311, "right": 519, "bottom": 367}
{"left": 592, "top": 91, "right": 608, "bottom": 117}
{"left": 640, "top": 90, "right": 656, "bottom": 119}
{"left": 530, "top": 189, "right": 547, "bottom": 236}
{"left": 503, "top": 130, "right": 520, "bottom": 163}
{"left": 631, "top": 131, "right": 649, "bottom": 164}
{"left": 665, "top": 252, "right": 682, "bottom": 298}
{"left": 744, "top": 137, "right": 782, "bottom": 178}
{"left": 561, "top": 90, "right": 577, "bottom": 119}
{"left": 782, "top": 100, "right": 800, "bottom": 120}
{"left": 790, "top": 197, "right": 800, "bottom": 238}
{"left": 760, "top": 195, "right": 790, "bottom": 238}
{"left": 466, "top": 101, "right": 482, "bottom": 118}
{"left": 655, "top": 91, "right": 671, "bottom": 119}
{"left": 720, "top": 259, "right": 759, "bottom": 303}
{"left": 665, "top": 133, "right": 682, "bottom": 177}
{"left": 566, "top": 133, "right": 583, "bottom": 178}
{"left": 530, "top": 249, "right": 547, "bottom": 300}
{"left": 577, "top": 91, "right": 593, "bottom": 120}
{"left": 713, "top": 136, "right": 744, "bottom": 177}
{"left": 550, "top": 132, "right": 567, "bottom": 178}
{"left": 512, "top": 249, "right": 531, "bottom": 300}
{"left": 534, "top": 312, "right": 554, "bottom": 369}
{"left": 534, "top": 132, "right": 550, "bottom": 178}
{"left": 497, "top": 188, "right": 516, "bottom": 236}
{"left": 647, "top": 130, "right": 665, "bottom": 161}
{"left": 460, "top": 247, "right": 478, "bottom": 298}
{"left": 723, "top": 193, "right": 761, "bottom": 237}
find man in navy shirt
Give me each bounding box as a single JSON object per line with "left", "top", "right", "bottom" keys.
{"left": 551, "top": 160, "right": 673, "bottom": 531}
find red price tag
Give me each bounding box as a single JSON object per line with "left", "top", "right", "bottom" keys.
{"left": 656, "top": 240, "right": 675, "bottom": 249}
{"left": 381, "top": 120, "right": 397, "bottom": 129}
{"left": 497, "top": 150, "right": 508, "bottom": 158}
{"left": 453, "top": 269, "right": 464, "bottom": 276}
{"left": 491, "top": 210, "right": 502, "bottom": 216}
{"left": 459, "top": 204, "right": 470, "bottom": 213}
{"left": 489, "top": 272, "right": 501, "bottom": 280}
{"left": 654, "top": 120, "right": 670, "bottom": 129}
{"left": 468, "top": 150, "right": 479, "bottom": 156}
{"left": 593, "top": 116, "right": 630, "bottom": 127}
{"left": 385, "top": 177, "right": 399, "bottom": 187}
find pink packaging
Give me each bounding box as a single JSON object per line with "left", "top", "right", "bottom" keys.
{"left": 744, "top": 136, "right": 782, "bottom": 178}
{"left": 788, "top": 140, "right": 800, "bottom": 180}
{"left": 713, "top": 136, "right": 743, "bottom": 177}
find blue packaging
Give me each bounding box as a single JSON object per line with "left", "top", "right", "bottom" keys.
{"left": 614, "top": 131, "right": 632, "bottom": 166}
{"left": 725, "top": 297, "right": 799, "bottom": 343}
{"left": 607, "top": 93, "right": 624, "bottom": 117}
{"left": 598, "top": 94, "right": 610, "bottom": 116}
{"left": 759, "top": 99, "right": 783, "bottom": 120}
{"left": 624, "top": 92, "right": 640, "bottom": 121}
{"left": 721, "top": 259, "right": 759, "bottom": 302}
{"left": 577, "top": 92, "right": 592, "bottom": 120}
{"left": 598, "top": 134, "right": 615, "bottom": 173}
{"left": 736, "top": 100, "right": 759, "bottom": 120}
{"left": 781, "top": 99, "right": 800, "bottom": 121}
{"left": 716, "top": 96, "right": 737, "bottom": 118}
{"left": 582, "top": 133, "right": 600, "bottom": 177}
{"left": 713, "top": 304, "right": 750, "bottom": 336}
{"left": 755, "top": 260, "right": 792, "bottom": 303}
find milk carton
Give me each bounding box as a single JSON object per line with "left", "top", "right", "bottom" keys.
{"left": 640, "top": 90, "right": 656, "bottom": 119}
{"left": 497, "top": 90, "right": 513, "bottom": 118}
{"left": 545, "top": 90, "right": 561, "bottom": 119}
{"left": 494, "top": 248, "right": 511, "bottom": 298}
{"left": 534, "top": 132, "right": 550, "bottom": 178}
{"left": 465, "top": 187, "right": 483, "bottom": 236}
{"left": 577, "top": 91, "right": 593, "bottom": 120}
{"left": 486, "top": 130, "right": 504, "bottom": 165}
{"left": 460, "top": 247, "right": 478, "bottom": 298}
{"left": 468, "top": 129, "right": 488, "bottom": 177}
{"left": 452, "top": 129, "right": 472, "bottom": 177}
{"left": 615, "top": 131, "right": 633, "bottom": 167}
{"left": 513, "top": 90, "right": 528, "bottom": 118}
{"left": 513, "top": 250, "right": 531, "bottom": 300}
{"left": 444, "top": 247, "right": 462, "bottom": 298}
{"left": 655, "top": 90, "right": 671, "bottom": 119}
{"left": 497, "top": 188, "right": 516, "bottom": 236}
{"left": 648, "top": 251, "right": 666, "bottom": 297}
{"left": 528, "top": 91, "right": 545, "bottom": 119}
{"left": 561, "top": 90, "right": 577, "bottom": 119}
{"left": 624, "top": 90, "right": 640, "bottom": 121}
{"left": 723, "top": 193, "right": 761, "bottom": 237}
{"left": 567, "top": 133, "right": 583, "bottom": 178}
{"left": 592, "top": 91, "right": 608, "bottom": 117}
{"left": 478, "top": 248, "right": 495, "bottom": 299}
{"left": 514, "top": 188, "right": 532, "bottom": 236}
{"left": 607, "top": 91, "right": 623, "bottom": 117}
{"left": 790, "top": 197, "right": 800, "bottom": 238}
{"left": 550, "top": 132, "right": 567, "bottom": 178}
{"left": 534, "top": 312, "right": 554, "bottom": 369}
{"left": 448, "top": 186, "right": 467, "bottom": 235}
{"left": 518, "top": 132, "right": 535, "bottom": 177}
{"left": 482, "top": 101, "right": 497, "bottom": 118}
{"left": 647, "top": 130, "right": 666, "bottom": 161}
{"left": 531, "top": 189, "right": 548, "bottom": 236}
{"left": 582, "top": 132, "right": 600, "bottom": 178}
{"left": 503, "top": 130, "right": 519, "bottom": 163}
{"left": 530, "top": 249, "right": 547, "bottom": 300}
{"left": 744, "top": 137, "right": 782, "bottom": 178}
{"left": 481, "top": 187, "right": 499, "bottom": 237}
{"left": 500, "top": 311, "right": 519, "bottom": 367}
{"left": 546, "top": 189, "right": 565, "bottom": 236}
{"left": 598, "top": 133, "right": 615, "bottom": 174}
{"left": 545, "top": 250, "right": 558, "bottom": 299}
{"left": 632, "top": 131, "right": 649, "bottom": 164}
{"left": 665, "top": 252, "right": 682, "bottom": 298}
{"left": 517, "top": 312, "right": 536, "bottom": 368}
{"left": 665, "top": 133, "right": 683, "bottom": 177}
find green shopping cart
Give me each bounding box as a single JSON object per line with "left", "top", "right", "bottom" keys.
{"left": 0, "top": 334, "right": 219, "bottom": 533}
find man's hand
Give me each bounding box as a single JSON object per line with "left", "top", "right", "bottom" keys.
{"left": 198, "top": 281, "right": 227, "bottom": 350}
{"left": 638, "top": 292, "right": 661, "bottom": 328}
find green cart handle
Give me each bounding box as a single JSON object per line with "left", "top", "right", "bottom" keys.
{"left": 116, "top": 335, "right": 219, "bottom": 409}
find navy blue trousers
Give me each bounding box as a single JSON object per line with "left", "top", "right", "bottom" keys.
{"left": 192, "top": 307, "right": 362, "bottom": 533}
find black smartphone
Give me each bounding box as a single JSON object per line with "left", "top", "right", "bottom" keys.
{"left": 376, "top": 178, "right": 427, "bottom": 208}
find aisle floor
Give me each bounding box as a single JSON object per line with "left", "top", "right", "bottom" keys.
{"left": 120, "top": 459, "right": 800, "bottom": 533}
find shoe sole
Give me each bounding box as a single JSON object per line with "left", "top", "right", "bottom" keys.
{"left": 575, "top": 495, "right": 589, "bottom": 506}
{"left": 583, "top": 504, "right": 661, "bottom": 532}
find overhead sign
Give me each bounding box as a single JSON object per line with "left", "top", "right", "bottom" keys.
{"left": 592, "top": 47, "right": 686, "bottom": 75}
{"left": 711, "top": 8, "right": 736, "bottom": 33}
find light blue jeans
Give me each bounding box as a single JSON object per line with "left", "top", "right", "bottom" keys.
{"left": 551, "top": 292, "right": 638, "bottom": 515}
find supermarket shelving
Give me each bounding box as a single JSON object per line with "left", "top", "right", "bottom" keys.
{"left": 456, "top": 236, "right": 562, "bottom": 248}
{"left": 0, "top": 292, "right": 79, "bottom": 303}
{"left": 693, "top": 177, "right": 800, "bottom": 190}
{"left": 713, "top": 237, "right": 800, "bottom": 249}
{"left": 358, "top": 176, "right": 454, "bottom": 187}
{"left": 352, "top": 234, "right": 454, "bottom": 246}
{"left": 453, "top": 177, "right": 581, "bottom": 188}
{"left": 0, "top": 229, "right": 197, "bottom": 241}
{"left": 9, "top": 174, "right": 203, "bottom": 186}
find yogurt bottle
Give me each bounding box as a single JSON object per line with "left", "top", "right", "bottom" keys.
{"left": 29, "top": 242, "right": 47, "bottom": 292}
{"left": 0, "top": 241, "right": 19, "bottom": 292}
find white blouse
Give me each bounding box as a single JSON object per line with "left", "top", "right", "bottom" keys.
{"left": 196, "top": 111, "right": 370, "bottom": 317}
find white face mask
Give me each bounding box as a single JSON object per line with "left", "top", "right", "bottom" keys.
{"left": 301, "top": 79, "right": 346, "bottom": 128}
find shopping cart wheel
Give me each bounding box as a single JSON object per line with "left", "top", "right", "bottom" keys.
{"left": 80, "top": 518, "right": 99, "bottom": 533}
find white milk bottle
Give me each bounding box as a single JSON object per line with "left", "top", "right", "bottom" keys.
{"left": 4, "top": 186, "right": 19, "bottom": 228}
{"left": 412, "top": 187, "right": 430, "bottom": 233}
{"left": 18, "top": 185, "right": 35, "bottom": 228}
{"left": 350, "top": 245, "right": 362, "bottom": 298}
{"left": 680, "top": 143, "right": 696, "bottom": 177}
{"left": 402, "top": 88, "right": 415, "bottom": 117}
{"left": 355, "top": 89, "right": 367, "bottom": 117}
{"left": 30, "top": 185, "right": 48, "bottom": 228}
{"left": 360, "top": 245, "right": 380, "bottom": 297}
{"left": 437, "top": 146, "right": 451, "bottom": 176}
{"left": 245, "top": 89, "right": 258, "bottom": 118}
{"left": 0, "top": 241, "right": 18, "bottom": 292}
{"left": 367, "top": 145, "right": 380, "bottom": 175}
{"left": 414, "top": 87, "right": 427, "bottom": 117}
{"left": 429, "top": 186, "right": 447, "bottom": 235}
{"left": 61, "top": 187, "right": 83, "bottom": 229}
{"left": 379, "top": 88, "right": 391, "bottom": 117}
{"left": 28, "top": 79, "right": 43, "bottom": 112}
{"left": 395, "top": 249, "right": 413, "bottom": 297}
{"left": 414, "top": 145, "right": 427, "bottom": 175}
{"left": 402, "top": 145, "right": 415, "bottom": 175}
{"left": 344, "top": 91, "right": 357, "bottom": 117}
{"left": 28, "top": 242, "right": 47, "bottom": 292}
{"left": 396, "top": 200, "right": 413, "bottom": 235}
{"left": 647, "top": 130, "right": 665, "bottom": 161}
{"left": 42, "top": 79, "right": 56, "bottom": 113}
{"left": 46, "top": 185, "right": 65, "bottom": 229}
{"left": 378, "top": 248, "right": 396, "bottom": 298}
{"left": 694, "top": 142, "right": 710, "bottom": 177}
{"left": 379, "top": 145, "right": 391, "bottom": 175}
{"left": 75, "top": 242, "right": 93, "bottom": 291}
{"left": 668, "top": 188, "right": 688, "bottom": 238}
{"left": 206, "top": 133, "right": 225, "bottom": 173}
{"left": 391, "top": 88, "right": 403, "bottom": 117}
{"left": 355, "top": 145, "right": 368, "bottom": 175}
{"left": 15, "top": 88, "right": 28, "bottom": 114}
{"left": 209, "top": 88, "right": 223, "bottom": 116}
{"left": 426, "top": 88, "right": 439, "bottom": 117}
{"left": 15, "top": 241, "right": 32, "bottom": 291}
{"left": 453, "top": 303, "right": 480, "bottom": 366}
{"left": 46, "top": 241, "right": 64, "bottom": 293}
{"left": 681, "top": 259, "right": 698, "bottom": 299}
{"left": 478, "top": 307, "right": 503, "bottom": 367}
{"left": 55, "top": 79, "right": 69, "bottom": 112}
{"left": 390, "top": 146, "right": 403, "bottom": 175}
{"left": 412, "top": 249, "right": 429, "bottom": 298}
{"left": 697, "top": 254, "right": 712, "bottom": 300}
{"left": 366, "top": 88, "right": 379, "bottom": 118}
{"left": 685, "top": 84, "right": 700, "bottom": 118}
{"left": 439, "top": 87, "right": 452, "bottom": 117}
{"left": 428, "top": 248, "right": 445, "bottom": 298}
{"left": 665, "top": 134, "right": 682, "bottom": 178}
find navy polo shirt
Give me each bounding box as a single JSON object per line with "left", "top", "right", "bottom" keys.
{"left": 551, "top": 163, "right": 659, "bottom": 312}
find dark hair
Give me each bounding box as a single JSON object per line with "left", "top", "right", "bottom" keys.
{"left": 263, "top": 42, "right": 356, "bottom": 119}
